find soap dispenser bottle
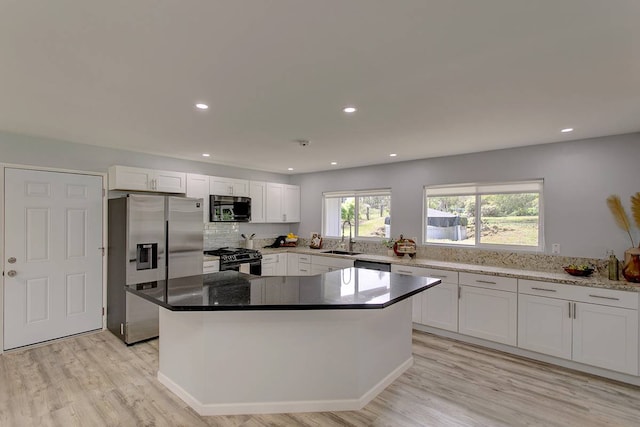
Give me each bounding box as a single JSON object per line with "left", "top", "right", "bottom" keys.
{"left": 607, "top": 250, "right": 620, "bottom": 281}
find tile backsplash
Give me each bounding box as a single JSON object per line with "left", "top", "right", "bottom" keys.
{"left": 204, "top": 223, "right": 240, "bottom": 250}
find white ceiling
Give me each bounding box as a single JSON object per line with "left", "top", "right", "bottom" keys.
{"left": 1, "top": 1, "right": 639, "bottom": 174}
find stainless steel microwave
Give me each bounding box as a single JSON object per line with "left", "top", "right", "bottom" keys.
{"left": 210, "top": 195, "right": 251, "bottom": 222}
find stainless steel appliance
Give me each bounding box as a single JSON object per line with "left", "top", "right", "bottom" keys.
{"left": 107, "top": 194, "right": 203, "bottom": 344}
{"left": 205, "top": 247, "right": 262, "bottom": 275}
{"left": 210, "top": 195, "right": 251, "bottom": 222}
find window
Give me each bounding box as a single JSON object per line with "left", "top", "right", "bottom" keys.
{"left": 424, "top": 180, "right": 543, "bottom": 250}
{"left": 323, "top": 189, "right": 391, "bottom": 239}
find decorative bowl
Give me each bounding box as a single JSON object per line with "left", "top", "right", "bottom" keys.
{"left": 563, "top": 265, "right": 595, "bottom": 277}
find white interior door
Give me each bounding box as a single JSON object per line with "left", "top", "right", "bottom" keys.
{"left": 4, "top": 168, "right": 103, "bottom": 350}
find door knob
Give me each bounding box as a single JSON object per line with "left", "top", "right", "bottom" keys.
{"left": 7, "top": 257, "right": 16, "bottom": 264}
{"left": 7, "top": 270, "right": 17, "bottom": 277}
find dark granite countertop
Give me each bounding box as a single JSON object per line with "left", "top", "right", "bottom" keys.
{"left": 126, "top": 268, "right": 441, "bottom": 311}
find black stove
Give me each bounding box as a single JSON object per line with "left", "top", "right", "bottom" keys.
{"left": 204, "top": 247, "right": 262, "bottom": 267}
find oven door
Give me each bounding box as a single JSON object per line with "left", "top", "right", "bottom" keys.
{"left": 221, "top": 261, "right": 261, "bottom": 275}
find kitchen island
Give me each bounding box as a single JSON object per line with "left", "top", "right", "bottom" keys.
{"left": 128, "top": 269, "right": 440, "bottom": 415}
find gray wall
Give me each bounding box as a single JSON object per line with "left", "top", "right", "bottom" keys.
{"left": 0, "top": 130, "right": 293, "bottom": 239}
{"left": 291, "top": 133, "right": 640, "bottom": 259}
{"left": 0, "top": 130, "right": 289, "bottom": 183}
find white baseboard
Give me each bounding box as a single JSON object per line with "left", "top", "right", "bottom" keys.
{"left": 157, "top": 356, "right": 413, "bottom": 416}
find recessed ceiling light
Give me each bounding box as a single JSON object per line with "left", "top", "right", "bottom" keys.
{"left": 202, "top": 153, "right": 210, "bottom": 157}
{"left": 342, "top": 106, "right": 357, "bottom": 114}
{"left": 195, "top": 103, "right": 209, "bottom": 110}
{"left": 288, "top": 167, "right": 294, "bottom": 171}
{"left": 331, "top": 161, "right": 337, "bottom": 165}
{"left": 389, "top": 153, "right": 397, "bottom": 157}
{"left": 561, "top": 128, "right": 574, "bottom": 133}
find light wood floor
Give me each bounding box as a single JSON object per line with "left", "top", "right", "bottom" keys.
{"left": 1, "top": 330, "right": 639, "bottom": 427}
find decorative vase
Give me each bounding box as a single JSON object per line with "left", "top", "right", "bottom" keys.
{"left": 622, "top": 248, "right": 640, "bottom": 283}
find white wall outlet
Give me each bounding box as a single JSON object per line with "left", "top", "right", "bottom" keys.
{"left": 551, "top": 243, "right": 560, "bottom": 254}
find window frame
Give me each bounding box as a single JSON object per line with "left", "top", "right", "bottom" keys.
{"left": 322, "top": 189, "right": 392, "bottom": 240}
{"left": 423, "top": 180, "right": 544, "bottom": 252}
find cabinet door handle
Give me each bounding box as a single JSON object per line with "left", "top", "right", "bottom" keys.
{"left": 476, "top": 279, "right": 497, "bottom": 284}
{"left": 396, "top": 269, "right": 412, "bottom": 274}
{"left": 568, "top": 301, "right": 572, "bottom": 318}
{"left": 573, "top": 302, "right": 577, "bottom": 319}
{"left": 429, "top": 274, "right": 447, "bottom": 279}
{"left": 458, "top": 286, "right": 461, "bottom": 299}
{"left": 531, "top": 287, "right": 557, "bottom": 292}
{"left": 588, "top": 294, "right": 620, "bottom": 301}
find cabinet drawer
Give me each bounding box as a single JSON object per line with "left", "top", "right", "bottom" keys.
{"left": 298, "top": 254, "right": 311, "bottom": 264}
{"left": 519, "top": 279, "right": 639, "bottom": 309}
{"left": 422, "top": 268, "right": 458, "bottom": 284}
{"left": 570, "top": 285, "right": 638, "bottom": 309}
{"left": 519, "top": 279, "right": 572, "bottom": 299}
{"left": 262, "top": 254, "right": 279, "bottom": 264}
{"left": 203, "top": 260, "right": 220, "bottom": 274}
{"left": 311, "top": 255, "right": 354, "bottom": 269}
{"left": 459, "top": 272, "right": 517, "bottom": 292}
{"left": 390, "top": 265, "right": 425, "bottom": 276}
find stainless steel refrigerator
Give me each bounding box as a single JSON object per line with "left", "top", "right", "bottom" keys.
{"left": 107, "top": 194, "right": 203, "bottom": 344}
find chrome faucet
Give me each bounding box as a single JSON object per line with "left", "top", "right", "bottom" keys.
{"left": 341, "top": 220, "right": 354, "bottom": 252}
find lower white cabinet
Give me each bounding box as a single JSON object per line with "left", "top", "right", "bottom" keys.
{"left": 203, "top": 259, "right": 220, "bottom": 274}
{"left": 391, "top": 265, "right": 459, "bottom": 332}
{"left": 573, "top": 302, "right": 638, "bottom": 374}
{"left": 261, "top": 253, "right": 287, "bottom": 276}
{"left": 287, "top": 253, "right": 311, "bottom": 276}
{"left": 518, "top": 279, "right": 639, "bottom": 375}
{"left": 518, "top": 294, "right": 572, "bottom": 359}
{"left": 310, "top": 255, "right": 354, "bottom": 274}
{"left": 459, "top": 285, "right": 518, "bottom": 346}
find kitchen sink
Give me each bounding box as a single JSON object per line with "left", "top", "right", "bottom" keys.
{"left": 320, "top": 250, "right": 362, "bottom": 256}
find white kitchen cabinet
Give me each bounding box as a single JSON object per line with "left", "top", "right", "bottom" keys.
{"left": 390, "top": 265, "right": 459, "bottom": 332}
{"left": 261, "top": 253, "right": 287, "bottom": 276}
{"left": 249, "top": 181, "right": 266, "bottom": 223}
{"left": 310, "top": 255, "right": 354, "bottom": 275}
{"left": 518, "top": 279, "right": 639, "bottom": 375}
{"left": 186, "top": 173, "right": 210, "bottom": 223}
{"left": 518, "top": 294, "right": 572, "bottom": 359}
{"left": 203, "top": 259, "right": 220, "bottom": 274}
{"left": 266, "top": 183, "right": 300, "bottom": 223}
{"left": 283, "top": 184, "right": 301, "bottom": 222}
{"left": 287, "top": 253, "right": 311, "bottom": 276}
{"left": 108, "top": 165, "right": 186, "bottom": 193}
{"left": 459, "top": 284, "right": 518, "bottom": 346}
{"left": 573, "top": 302, "right": 638, "bottom": 374}
{"left": 210, "top": 176, "right": 250, "bottom": 197}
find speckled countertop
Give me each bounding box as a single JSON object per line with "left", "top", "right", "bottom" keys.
{"left": 260, "top": 247, "right": 640, "bottom": 293}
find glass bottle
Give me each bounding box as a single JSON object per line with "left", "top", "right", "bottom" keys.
{"left": 608, "top": 250, "right": 619, "bottom": 281}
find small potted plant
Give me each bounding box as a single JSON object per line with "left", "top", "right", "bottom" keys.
{"left": 382, "top": 238, "right": 395, "bottom": 256}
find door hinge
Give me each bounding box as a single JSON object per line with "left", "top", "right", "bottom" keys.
{"left": 99, "top": 247, "right": 105, "bottom": 256}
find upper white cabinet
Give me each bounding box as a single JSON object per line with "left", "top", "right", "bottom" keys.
{"left": 210, "top": 176, "right": 249, "bottom": 197}
{"left": 186, "top": 173, "right": 210, "bottom": 223}
{"left": 108, "top": 166, "right": 186, "bottom": 194}
{"left": 249, "top": 181, "right": 266, "bottom": 223}
{"left": 266, "top": 183, "right": 300, "bottom": 223}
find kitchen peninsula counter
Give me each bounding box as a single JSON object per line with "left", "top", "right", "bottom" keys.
{"left": 132, "top": 269, "right": 440, "bottom": 416}
{"left": 126, "top": 269, "right": 440, "bottom": 311}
